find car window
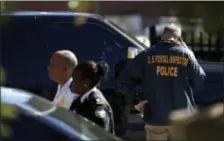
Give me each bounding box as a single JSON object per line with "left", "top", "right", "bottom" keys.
{"left": 1, "top": 16, "right": 131, "bottom": 89}
{"left": 1, "top": 19, "right": 53, "bottom": 88}
{"left": 74, "top": 22, "right": 128, "bottom": 76}
{"left": 40, "top": 21, "right": 129, "bottom": 88}
{"left": 106, "top": 20, "right": 148, "bottom": 49}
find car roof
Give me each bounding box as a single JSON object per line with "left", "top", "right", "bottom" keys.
{"left": 1, "top": 11, "right": 104, "bottom": 19}
{"left": 1, "top": 11, "right": 146, "bottom": 51}
{"left": 1, "top": 86, "right": 56, "bottom": 115}
{"left": 1, "top": 86, "right": 33, "bottom": 105}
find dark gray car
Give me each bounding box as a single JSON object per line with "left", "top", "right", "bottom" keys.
{"left": 1, "top": 87, "right": 122, "bottom": 141}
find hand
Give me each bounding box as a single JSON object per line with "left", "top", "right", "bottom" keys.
{"left": 134, "top": 100, "right": 148, "bottom": 112}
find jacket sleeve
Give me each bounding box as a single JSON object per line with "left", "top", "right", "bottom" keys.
{"left": 77, "top": 103, "right": 111, "bottom": 132}
{"left": 116, "top": 51, "right": 146, "bottom": 104}
{"left": 92, "top": 105, "right": 111, "bottom": 132}
{"left": 187, "top": 51, "right": 206, "bottom": 92}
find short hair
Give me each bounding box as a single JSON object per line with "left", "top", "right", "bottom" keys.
{"left": 56, "top": 50, "right": 78, "bottom": 69}
{"left": 162, "top": 23, "right": 182, "bottom": 38}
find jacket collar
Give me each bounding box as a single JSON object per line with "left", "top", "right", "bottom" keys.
{"left": 80, "top": 87, "right": 97, "bottom": 103}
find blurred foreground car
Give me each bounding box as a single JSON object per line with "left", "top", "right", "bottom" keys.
{"left": 1, "top": 87, "right": 122, "bottom": 141}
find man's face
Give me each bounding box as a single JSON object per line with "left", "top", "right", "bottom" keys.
{"left": 48, "top": 54, "right": 66, "bottom": 82}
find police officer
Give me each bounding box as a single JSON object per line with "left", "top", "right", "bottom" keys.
{"left": 70, "top": 61, "right": 115, "bottom": 134}
{"left": 48, "top": 50, "right": 78, "bottom": 109}
{"left": 116, "top": 23, "right": 206, "bottom": 140}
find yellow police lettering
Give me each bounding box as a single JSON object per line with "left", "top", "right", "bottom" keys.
{"left": 151, "top": 56, "right": 154, "bottom": 63}
{"left": 156, "top": 66, "right": 178, "bottom": 77}
{"left": 155, "top": 55, "right": 169, "bottom": 63}
{"left": 169, "top": 56, "right": 189, "bottom": 66}
{"left": 148, "top": 56, "right": 151, "bottom": 63}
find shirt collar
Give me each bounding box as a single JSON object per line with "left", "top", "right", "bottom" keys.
{"left": 80, "top": 87, "right": 97, "bottom": 103}
{"left": 58, "top": 78, "right": 73, "bottom": 91}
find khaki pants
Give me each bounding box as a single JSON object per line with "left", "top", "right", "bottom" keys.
{"left": 145, "top": 124, "right": 170, "bottom": 141}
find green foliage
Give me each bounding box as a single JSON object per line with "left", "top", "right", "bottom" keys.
{"left": 0, "top": 66, "right": 15, "bottom": 138}
{"left": 0, "top": 1, "right": 19, "bottom": 27}
{"left": 171, "top": 2, "right": 224, "bottom": 32}
{"left": 68, "top": 1, "right": 93, "bottom": 25}
{"left": 0, "top": 1, "right": 5, "bottom": 11}
{"left": 0, "top": 103, "right": 18, "bottom": 138}
{"left": 0, "top": 67, "right": 7, "bottom": 85}
{"left": 68, "top": 1, "right": 92, "bottom": 12}
{"left": 0, "top": 1, "right": 18, "bottom": 12}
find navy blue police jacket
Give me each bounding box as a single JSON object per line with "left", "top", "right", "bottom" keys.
{"left": 116, "top": 40, "right": 206, "bottom": 126}
{"left": 70, "top": 88, "right": 115, "bottom": 134}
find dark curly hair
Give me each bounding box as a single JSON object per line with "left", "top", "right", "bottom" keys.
{"left": 75, "top": 61, "right": 109, "bottom": 87}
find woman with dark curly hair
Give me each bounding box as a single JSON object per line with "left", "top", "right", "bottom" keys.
{"left": 70, "top": 61, "right": 114, "bottom": 134}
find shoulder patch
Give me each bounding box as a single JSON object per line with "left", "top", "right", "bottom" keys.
{"left": 95, "top": 107, "right": 107, "bottom": 119}
{"left": 95, "top": 97, "right": 103, "bottom": 104}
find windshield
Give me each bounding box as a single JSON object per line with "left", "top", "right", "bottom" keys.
{"left": 106, "top": 20, "right": 148, "bottom": 49}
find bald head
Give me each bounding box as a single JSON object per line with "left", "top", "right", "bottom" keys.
{"left": 54, "top": 50, "right": 78, "bottom": 69}
{"left": 162, "top": 23, "right": 182, "bottom": 41}
{"left": 48, "top": 50, "right": 78, "bottom": 84}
